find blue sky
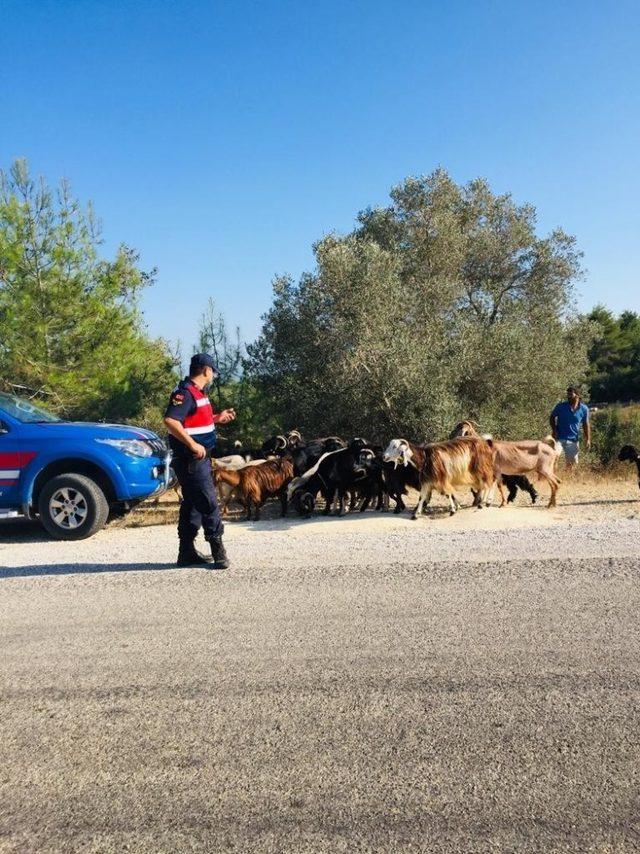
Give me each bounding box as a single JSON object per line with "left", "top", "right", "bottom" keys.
{"left": 2, "top": 0, "right": 639, "bottom": 355}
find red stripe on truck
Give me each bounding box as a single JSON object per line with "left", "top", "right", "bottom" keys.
{"left": 0, "top": 452, "right": 37, "bottom": 467}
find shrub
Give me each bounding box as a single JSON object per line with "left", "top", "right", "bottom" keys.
{"left": 591, "top": 406, "right": 640, "bottom": 465}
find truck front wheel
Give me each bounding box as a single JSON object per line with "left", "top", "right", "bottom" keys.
{"left": 38, "top": 474, "right": 110, "bottom": 540}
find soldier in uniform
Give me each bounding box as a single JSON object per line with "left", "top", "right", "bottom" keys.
{"left": 164, "top": 353, "right": 236, "bottom": 568}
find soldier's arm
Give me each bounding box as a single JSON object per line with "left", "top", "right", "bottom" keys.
{"left": 164, "top": 417, "right": 207, "bottom": 459}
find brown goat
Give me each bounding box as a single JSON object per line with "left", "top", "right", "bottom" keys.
{"left": 213, "top": 457, "right": 294, "bottom": 521}
{"left": 383, "top": 436, "right": 495, "bottom": 517}
{"left": 449, "top": 420, "right": 562, "bottom": 507}
{"left": 211, "top": 455, "right": 262, "bottom": 517}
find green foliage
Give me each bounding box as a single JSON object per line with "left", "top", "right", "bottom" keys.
{"left": 194, "top": 299, "right": 281, "bottom": 444}
{"left": 0, "top": 159, "right": 177, "bottom": 423}
{"left": 587, "top": 305, "right": 640, "bottom": 403}
{"left": 247, "top": 169, "right": 597, "bottom": 441}
{"left": 223, "top": 377, "right": 281, "bottom": 445}
{"left": 591, "top": 406, "right": 640, "bottom": 465}
{"left": 196, "top": 298, "right": 242, "bottom": 409}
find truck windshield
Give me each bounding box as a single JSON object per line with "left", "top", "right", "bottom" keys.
{"left": 0, "top": 393, "right": 61, "bottom": 423}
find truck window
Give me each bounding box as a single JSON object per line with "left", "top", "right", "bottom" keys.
{"left": 0, "top": 393, "right": 61, "bottom": 423}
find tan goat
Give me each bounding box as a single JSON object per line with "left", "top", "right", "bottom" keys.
{"left": 449, "top": 421, "right": 562, "bottom": 507}
{"left": 383, "top": 436, "right": 495, "bottom": 517}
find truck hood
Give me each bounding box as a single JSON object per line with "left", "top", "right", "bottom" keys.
{"left": 32, "top": 422, "right": 163, "bottom": 443}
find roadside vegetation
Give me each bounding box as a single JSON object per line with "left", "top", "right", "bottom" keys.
{"left": 0, "top": 160, "right": 177, "bottom": 427}
{"left": 1, "top": 159, "right": 638, "bottom": 467}
{"left": 590, "top": 405, "right": 640, "bottom": 466}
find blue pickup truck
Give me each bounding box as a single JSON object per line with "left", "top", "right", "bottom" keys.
{"left": 0, "top": 392, "right": 171, "bottom": 540}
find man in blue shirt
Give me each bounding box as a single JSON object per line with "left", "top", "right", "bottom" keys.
{"left": 549, "top": 386, "right": 591, "bottom": 470}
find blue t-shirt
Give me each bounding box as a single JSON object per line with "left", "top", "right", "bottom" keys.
{"left": 551, "top": 401, "right": 589, "bottom": 442}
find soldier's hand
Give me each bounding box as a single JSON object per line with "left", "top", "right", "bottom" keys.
{"left": 218, "top": 409, "right": 236, "bottom": 424}
{"left": 191, "top": 443, "right": 207, "bottom": 460}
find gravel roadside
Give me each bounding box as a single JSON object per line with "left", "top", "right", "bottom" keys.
{"left": 2, "top": 509, "right": 640, "bottom": 576}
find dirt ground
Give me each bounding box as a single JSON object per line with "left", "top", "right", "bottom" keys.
{"left": 1, "top": 471, "right": 639, "bottom": 853}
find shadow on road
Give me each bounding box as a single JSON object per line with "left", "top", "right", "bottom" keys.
{"left": 0, "top": 562, "right": 215, "bottom": 579}
{"left": 0, "top": 519, "right": 52, "bottom": 544}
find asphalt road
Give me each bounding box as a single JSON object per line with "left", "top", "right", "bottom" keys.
{"left": 1, "top": 518, "right": 640, "bottom": 852}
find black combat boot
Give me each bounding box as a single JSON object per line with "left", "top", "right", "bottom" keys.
{"left": 176, "top": 540, "right": 214, "bottom": 567}
{"left": 209, "top": 536, "right": 230, "bottom": 569}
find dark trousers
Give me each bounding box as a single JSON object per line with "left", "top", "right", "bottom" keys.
{"left": 172, "top": 455, "right": 223, "bottom": 542}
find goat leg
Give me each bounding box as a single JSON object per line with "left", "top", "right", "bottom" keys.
{"left": 322, "top": 487, "right": 334, "bottom": 515}
{"left": 412, "top": 484, "right": 431, "bottom": 520}
{"left": 393, "top": 493, "right": 405, "bottom": 514}
{"left": 280, "top": 489, "right": 288, "bottom": 517}
{"left": 505, "top": 475, "right": 519, "bottom": 504}
{"left": 524, "top": 477, "right": 538, "bottom": 504}
{"left": 360, "top": 487, "right": 372, "bottom": 512}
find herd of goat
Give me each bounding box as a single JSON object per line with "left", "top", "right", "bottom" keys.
{"left": 187, "top": 424, "right": 640, "bottom": 522}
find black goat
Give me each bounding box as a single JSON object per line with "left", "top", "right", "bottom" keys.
{"left": 286, "top": 429, "right": 305, "bottom": 448}
{"left": 261, "top": 429, "right": 308, "bottom": 457}
{"left": 619, "top": 445, "right": 640, "bottom": 490}
{"left": 289, "top": 436, "right": 346, "bottom": 477}
{"left": 260, "top": 434, "right": 289, "bottom": 456}
{"left": 383, "top": 458, "right": 422, "bottom": 514}
{"left": 503, "top": 474, "right": 538, "bottom": 505}
{"left": 350, "top": 446, "right": 386, "bottom": 511}
{"left": 289, "top": 438, "right": 374, "bottom": 516}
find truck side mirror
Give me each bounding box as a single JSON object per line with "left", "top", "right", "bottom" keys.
{"left": 0, "top": 420, "right": 9, "bottom": 435}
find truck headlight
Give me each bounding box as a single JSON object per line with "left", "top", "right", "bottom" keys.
{"left": 96, "top": 438, "right": 153, "bottom": 458}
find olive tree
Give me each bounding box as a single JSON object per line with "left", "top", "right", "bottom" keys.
{"left": 247, "top": 169, "right": 596, "bottom": 441}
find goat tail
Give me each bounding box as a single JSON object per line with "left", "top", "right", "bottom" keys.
{"left": 543, "top": 435, "right": 561, "bottom": 455}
